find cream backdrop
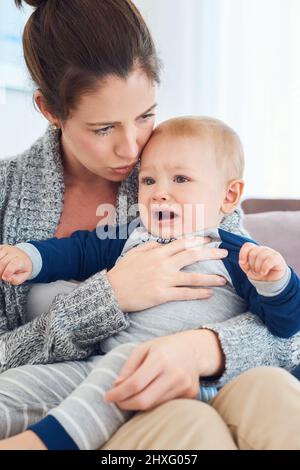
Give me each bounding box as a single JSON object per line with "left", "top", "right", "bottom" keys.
{"left": 1, "top": 0, "right": 299, "bottom": 198}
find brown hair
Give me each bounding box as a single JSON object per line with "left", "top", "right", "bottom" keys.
{"left": 152, "top": 116, "right": 245, "bottom": 181}
{"left": 15, "top": 0, "right": 161, "bottom": 121}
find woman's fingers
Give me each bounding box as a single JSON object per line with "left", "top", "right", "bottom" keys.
{"left": 158, "top": 237, "right": 207, "bottom": 257}
{"left": 105, "top": 351, "right": 160, "bottom": 404}
{"left": 175, "top": 272, "right": 227, "bottom": 287}
{"left": 131, "top": 237, "right": 212, "bottom": 256}
{"left": 107, "top": 234, "right": 227, "bottom": 311}
{"left": 167, "top": 287, "right": 213, "bottom": 302}
{"left": 116, "top": 370, "right": 199, "bottom": 411}
{"left": 130, "top": 240, "right": 161, "bottom": 252}
{"left": 0, "top": 250, "right": 8, "bottom": 262}
{"left": 116, "top": 344, "right": 148, "bottom": 382}
{"left": 173, "top": 246, "right": 228, "bottom": 270}
{"left": 116, "top": 372, "right": 178, "bottom": 411}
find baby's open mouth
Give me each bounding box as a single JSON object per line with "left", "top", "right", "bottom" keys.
{"left": 153, "top": 210, "right": 179, "bottom": 222}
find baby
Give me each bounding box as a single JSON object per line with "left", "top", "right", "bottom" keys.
{"left": 0, "top": 117, "right": 299, "bottom": 450}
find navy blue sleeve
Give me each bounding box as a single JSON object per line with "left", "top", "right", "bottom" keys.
{"left": 29, "top": 415, "right": 79, "bottom": 450}
{"left": 219, "top": 229, "right": 300, "bottom": 339}
{"left": 27, "top": 225, "right": 128, "bottom": 283}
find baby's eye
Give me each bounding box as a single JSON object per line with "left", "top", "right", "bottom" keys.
{"left": 142, "top": 177, "right": 155, "bottom": 185}
{"left": 174, "top": 175, "right": 189, "bottom": 183}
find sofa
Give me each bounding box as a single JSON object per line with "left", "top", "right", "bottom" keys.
{"left": 242, "top": 198, "right": 300, "bottom": 381}
{"left": 242, "top": 198, "right": 300, "bottom": 275}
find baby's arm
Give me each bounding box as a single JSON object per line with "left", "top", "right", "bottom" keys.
{"left": 0, "top": 227, "right": 127, "bottom": 286}
{"left": 238, "top": 242, "right": 300, "bottom": 338}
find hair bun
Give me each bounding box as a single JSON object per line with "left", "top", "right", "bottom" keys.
{"left": 15, "top": 0, "right": 47, "bottom": 9}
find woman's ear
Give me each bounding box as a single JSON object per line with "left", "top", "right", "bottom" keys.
{"left": 34, "top": 90, "right": 60, "bottom": 127}
{"left": 221, "top": 179, "right": 245, "bottom": 215}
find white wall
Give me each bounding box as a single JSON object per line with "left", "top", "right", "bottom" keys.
{"left": 1, "top": 1, "right": 299, "bottom": 200}
{"left": 0, "top": 89, "right": 47, "bottom": 159}
{"left": 135, "top": 0, "right": 207, "bottom": 121}
{"left": 0, "top": 0, "right": 191, "bottom": 160}
{"left": 0, "top": 1, "right": 46, "bottom": 159}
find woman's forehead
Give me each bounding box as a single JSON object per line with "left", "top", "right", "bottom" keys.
{"left": 73, "top": 71, "right": 157, "bottom": 122}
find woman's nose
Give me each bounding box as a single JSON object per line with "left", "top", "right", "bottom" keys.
{"left": 115, "top": 132, "right": 139, "bottom": 162}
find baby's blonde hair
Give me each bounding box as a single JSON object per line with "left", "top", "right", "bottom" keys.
{"left": 152, "top": 116, "right": 244, "bottom": 181}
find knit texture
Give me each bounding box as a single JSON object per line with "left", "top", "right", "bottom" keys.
{"left": 0, "top": 126, "right": 137, "bottom": 370}
{"left": 1, "top": 126, "right": 299, "bottom": 382}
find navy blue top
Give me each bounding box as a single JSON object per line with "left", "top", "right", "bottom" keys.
{"left": 28, "top": 226, "right": 300, "bottom": 339}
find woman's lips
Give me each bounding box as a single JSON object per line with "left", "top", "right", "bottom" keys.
{"left": 111, "top": 163, "right": 136, "bottom": 175}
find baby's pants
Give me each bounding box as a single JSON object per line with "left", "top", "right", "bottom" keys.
{"left": 0, "top": 342, "right": 216, "bottom": 450}
{"left": 0, "top": 343, "right": 137, "bottom": 449}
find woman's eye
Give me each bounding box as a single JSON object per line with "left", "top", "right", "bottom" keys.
{"left": 142, "top": 177, "right": 155, "bottom": 185}
{"left": 140, "top": 113, "right": 156, "bottom": 122}
{"left": 94, "top": 126, "right": 114, "bottom": 136}
{"left": 174, "top": 175, "right": 189, "bottom": 183}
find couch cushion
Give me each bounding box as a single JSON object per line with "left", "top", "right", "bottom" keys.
{"left": 244, "top": 211, "right": 300, "bottom": 275}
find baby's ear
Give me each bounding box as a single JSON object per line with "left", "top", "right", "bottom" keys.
{"left": 221, "top": 179, "right": 244, "bottom": 214}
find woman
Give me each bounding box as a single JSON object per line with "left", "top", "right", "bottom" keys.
{"left": 0, "top": 0, "right": 300, "bottom": 450}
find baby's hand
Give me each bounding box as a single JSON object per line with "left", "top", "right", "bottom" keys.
{"left": 0, "top": 245, "right": 33, "bottom": 285}
{"left": 239, "top": 243, "right": 287, "bottom": 282}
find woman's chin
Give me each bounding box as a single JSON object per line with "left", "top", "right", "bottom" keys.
{"left": 104, "top": 172, "right": 131, "bottom": 183}
{"left": 105, "top": 168, "right": 136, "bottom": 182}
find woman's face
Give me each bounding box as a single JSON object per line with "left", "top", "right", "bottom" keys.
{"left": 60, "top": 68, "right": 157, "bottom": 182}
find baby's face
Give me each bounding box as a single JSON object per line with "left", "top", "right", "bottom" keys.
{"left": 138, "top": 133, "right": 227, "bottom": 238}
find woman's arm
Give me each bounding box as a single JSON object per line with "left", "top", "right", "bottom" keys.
{"left": 0, "top": 270, "right": 129, "bottom": 371}
{"left": 0, "top": 239, "right": 228, "bottom": 371}
{"left": 0, "top": 160, "right": 10, "bottom": 238}
{"left": 104, "top": 314, "right": 300, "bottom": 410}
{"left": 203, "top": 312, "right": 300, "bottom": 387}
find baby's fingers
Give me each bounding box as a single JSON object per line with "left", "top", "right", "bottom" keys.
{"left": 239, "top": 243, "right": 255, "bottom": 269}
{"left": 260, "top": 253, "right": 284, "bottom": 275}
{"left": 2, "top": 258, "right": 25, "bottom": 282}
{"left": 260, "top": 258, "right": 274, "bottom": 276}
{"left": 7, "top": 272, "right": 30, "bottom": 286}
{"left": 253, "top": 248, "right": 273, "bottom": 273}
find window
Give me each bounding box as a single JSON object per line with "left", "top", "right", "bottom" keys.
{"left": 0, "top": 1, "right": 30, "bottom": 92}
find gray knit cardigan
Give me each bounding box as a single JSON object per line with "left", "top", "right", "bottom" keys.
{"left": 0, "top": 126, "right": 299, "bottom": 384}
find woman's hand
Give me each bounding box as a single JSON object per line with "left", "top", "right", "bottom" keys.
{"left": 104, "top": 329, "right": 224, "bottom": 411}
{"left": 107, "top": 238, "right": 228, "bottom": 312}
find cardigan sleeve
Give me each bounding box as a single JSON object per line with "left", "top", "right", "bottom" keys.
{"left": 202, "top": 312, "right": 300, "bottom": 388}
{"left": 0, "top": 270, "right": 130, "bottom": 371}
{"left": 0, "top": 160, "right": 130, "bottom": 371}
{"left": 0, "top": 160, "right": 9, "bottom": 232}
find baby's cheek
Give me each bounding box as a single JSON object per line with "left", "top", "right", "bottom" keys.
{"left": 139, "top": 203, "right": 150, "bottom": 227}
